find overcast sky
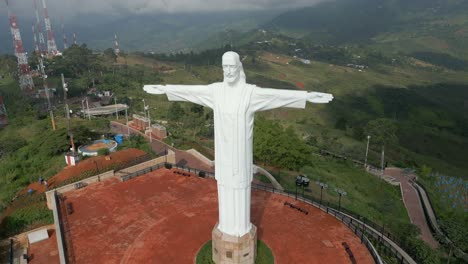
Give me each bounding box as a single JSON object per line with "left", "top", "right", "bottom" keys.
{"left": 2, "top": 0, "right": 329, "bottom": 20}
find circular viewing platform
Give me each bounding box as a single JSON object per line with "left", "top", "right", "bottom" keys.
{"left": 48, "top": 168, "right": 375, "bottom": 264}
{"left": 78, "top": 139, "right": 118, "bottom": 157}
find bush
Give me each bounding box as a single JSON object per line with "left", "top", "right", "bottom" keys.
{"left": 97, "top": 148, "right": 110, "bottom": 156}
{"left": 0, "top": 203, "right": 53, "bottom": 238}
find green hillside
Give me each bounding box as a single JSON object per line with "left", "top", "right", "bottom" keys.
{"left": 264, "top": 0, "right": 468, "bottom": 59}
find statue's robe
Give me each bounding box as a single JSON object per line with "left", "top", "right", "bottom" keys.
{"left": 164, "top": 82, "right": 308, "bottom": 236}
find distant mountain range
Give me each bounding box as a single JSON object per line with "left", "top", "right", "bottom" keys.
{"left": 262, "top": 0, "right": 468, "bottom": 58}
{"left": 0, "top": 9, "right": 285, "bottom": 54}
{"left": 1, "top": 0, "right": 468, "bottom": 59}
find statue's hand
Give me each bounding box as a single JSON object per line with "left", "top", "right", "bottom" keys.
{"left": 307, "top": 92, "right": 334, "bottom": 104}
{"left": 143, "top": 85, "right": 166, "bottom": 95}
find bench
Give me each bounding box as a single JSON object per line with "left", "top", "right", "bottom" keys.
{"left": 342, "top": 242, "right": 356, "bottom": 264}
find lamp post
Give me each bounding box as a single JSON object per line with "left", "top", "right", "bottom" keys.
{"left": 85, "top": 97, "right": 90, "bottom": 120}
{"left": 125, "top": 105, "right": 130, "bottom": 137}
{"left": 364, "top": 135, "right": 371, "bottom": 168}
{"left": 114, "top": 95, "right": 119, "bottom": 120}
{"left": 147, "top": 105, "right": 152, "bottom": 143}
{"left": 142, "top": 99, "right": 147, "bottom": 120}
{"left": 335, "top": 188, "right": 347, "bottom": 211}
{"left": 316, "top": 181, "right": 328, "bottom": 206}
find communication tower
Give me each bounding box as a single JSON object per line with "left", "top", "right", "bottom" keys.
{"left": 33, "top": 0, "right": 46, "bottom": 54}
{"left": 41, "top": 0, "right": 59, "bottom": 55}
{"left": 6, "top": 0, "right": 35, "bottom": 93}
{"left": 114, "top": 33, "right": 120, "bottom": 55}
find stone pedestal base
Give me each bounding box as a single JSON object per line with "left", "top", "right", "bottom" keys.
{"left": 212, "top": 224, "right": 257, "bottom": 264}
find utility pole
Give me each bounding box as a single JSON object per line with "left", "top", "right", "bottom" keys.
{"left": 364, "top": 135, "right": 371, "bottom": 168}
{"left": 81, "top": 99, "right": 85, "bottom": 118}
{"left": 39, "top": 57, "right": 55, "bottom": 130}
{"left": 380, "top": 145, "right": 385, "bottom": 178}
{"left": 61, "top": 73, "right": 70, "bottom": 133}
{"left": 85, "top": 97, "right": 90, "bottom": 120}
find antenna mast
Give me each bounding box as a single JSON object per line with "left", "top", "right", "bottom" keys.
{"left": 39, "top": 57, "right": 56, "bottom": 130}
{"left": 32, "top": 23, "right": 40, "bottom": 54}
{"left": 61, "top": 17, "right": 68, "bottom": 50}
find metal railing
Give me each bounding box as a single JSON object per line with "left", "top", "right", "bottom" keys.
{"left": 414, "top": 181, "right": 468, "bottom": 262}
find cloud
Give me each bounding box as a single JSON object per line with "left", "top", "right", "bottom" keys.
{"left": 2, "top": 0, "right": 328, "bottom": 20}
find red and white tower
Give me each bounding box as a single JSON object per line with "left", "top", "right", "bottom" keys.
{"left": 6, "top": 0, "right": 35, "bottom": 93}
{"left": 41, "top": 0, "right": 59, "bottom": 55}
{"left": 33, "top": 0, "right": 46, "bottom": 55}
{"left": 73, "top": 32, "right": 77, "bottom": 45}
{"left": 114, "top": 33, "right": 120, "bottom": 55}
{"left": 32, "top": 23, "right": 40, "bottom": 55}
{"left": 61, "top": 17, "right": 68, "bottom": 50}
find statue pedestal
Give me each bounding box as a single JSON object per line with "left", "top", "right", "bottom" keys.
{"left": 212, "top": 224, "right": 257, "bottom": 264}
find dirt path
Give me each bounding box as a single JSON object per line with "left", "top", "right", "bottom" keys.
{"left": 384, "top": 167, "right": 439, "bottom": 248}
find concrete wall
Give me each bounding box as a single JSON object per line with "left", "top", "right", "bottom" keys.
{"left": 45, "top": 153, "right": 176, "bottom": 210}
{"left": 186, "top": 149, "right": 214, "bottom": 167}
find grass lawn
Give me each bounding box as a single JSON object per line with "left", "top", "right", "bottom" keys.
{"left": 270, "top": 155, "right": 410, "bottom": 234}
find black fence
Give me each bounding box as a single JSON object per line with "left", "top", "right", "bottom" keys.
{"left": 8, "top": 238, "right": 14, "bottom": 264}
{"left": 120, "top": 162, "right": 215, "bottom": 182}
{"left": 55, "top": 191, "right": 75, "bottom": 264}
{"left": 113, "top": 154, "right": 152, "bottom": 172}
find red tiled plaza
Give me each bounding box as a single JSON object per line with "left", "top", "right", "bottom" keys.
{"left": 33, "top": 168, "right": 374, "bottom": 264}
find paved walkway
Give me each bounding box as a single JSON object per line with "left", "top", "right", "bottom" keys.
{"left": 384, "top": 168, "right": 439, "bottom": 249}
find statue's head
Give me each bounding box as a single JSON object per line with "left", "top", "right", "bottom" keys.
{"left": 222, "top": 51, "right": 246, "bottom": 86}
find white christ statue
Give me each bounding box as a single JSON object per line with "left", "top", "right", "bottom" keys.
{"left": 143, "top": 51, "right": 333, "bottom": 238}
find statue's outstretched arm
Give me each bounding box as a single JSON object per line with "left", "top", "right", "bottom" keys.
{"left": 307, "top": 91, "right": 334, "bottom": 104}
{"left": 143, "top": 85, "right": 166, "bottom": 95}
{"left": 143, "top": 84, "right": 213, "bottom": 108}
{"left": 251, "top": 87, "right": 333, "bottom": 112}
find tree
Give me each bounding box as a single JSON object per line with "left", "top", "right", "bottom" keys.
{"left": 103, "top": 48, "right": 117, "bottom": 63}
{"left": 365, "top": 118, "right": 398, "bottom": 168}
{"left": 254, "top": 118, "right": 310, "bottom": 170}
{"left": 167, "top": 102, "right": 185, "bottom": 122}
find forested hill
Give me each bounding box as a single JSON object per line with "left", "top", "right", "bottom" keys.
{"left": 264, "top": 0, "right": 468, "bottom": 58}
